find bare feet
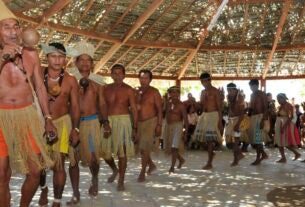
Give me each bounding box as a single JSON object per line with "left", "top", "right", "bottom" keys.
{"left": 301, "top": 159, "right": 305, "bottom": 163}
{"left": 261, "top": 153, "right": 268, "bottom": 160}
{"left": 202, "top": 164, "right": 213, "bottom": 170}
{"left": 177, "top": 158, "right": 185, "bottom": 169}
{"left": 147, "top": 164, "right": 157, "bottom": 175}
{"left": 107, "top": 168, "right": 118, "bottom": 183}
{"left": 51, "top": 202, "right": 61, "bottom": 207}
{"left": 168, "top": 167, "right": 175, "bottom": 174}
{"left": 88, "top": 184, "right": 98, "bottom": 197}
{"left": 276, "top": 158, "right": 287, "bottom": 163}
{"left": 293, "top": 153, "right": 301, "bottom": 161}
{"left": 66, "top": 196, "right": 80, "bottom": 206}
{"left": 250, "top": 159, "right": 261, "bottom": 166}
{"left": 137, "top": 172, "right": 146, "bottom": 182}
{"left": 117, "top": 182, "right": 125, "bottom": 191}
{"left": 38, "top": 187, "right": 48, "bottom": 207}
{"left": 230, "top": 161, "right": 238, "bottom": 167}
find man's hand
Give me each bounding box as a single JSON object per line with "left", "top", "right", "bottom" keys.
{"left": 69, "top": 128, "right": 80, "bottom": 148}
{"left": 1, "top": 43, "right": 22, "bottom": 60}
{"left": 233, "top": 123, "right": 240, "bottom": 132}
{"left": 132, "top": 128, "right": 139, "bottom": 144}
{"left": 155, "top": 125, "right": 162, "bottom": 137}
{"left": 45, "top": 119, "right": 58, "bottom": 144}
{"left": 103, "top": 123, "right": 111, "bottom": 138}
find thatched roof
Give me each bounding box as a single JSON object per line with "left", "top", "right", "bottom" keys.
{"left": 5, "top": 0, "right": 305, "bottom": 79}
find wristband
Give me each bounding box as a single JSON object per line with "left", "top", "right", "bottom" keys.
{"left": 73, "top": 128, "right": 80, "bottom": 133}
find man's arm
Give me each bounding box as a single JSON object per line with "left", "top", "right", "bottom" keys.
{"left": 215, "top": 89, "right": 223, "bottom": 127}
{"left": 30, "top": 50, "right": 51, "bottom": 117}
{"left": 154, "top": 89, "right": 163, "bottom": 136}
{"left": 98, "top": 85, "right": 111, "bottom": 137}
{"left": 69, "top": 76, "right": 80, "bottom": 129}
{"left": 128, "top": 87, "right": 138, "bottom": 129}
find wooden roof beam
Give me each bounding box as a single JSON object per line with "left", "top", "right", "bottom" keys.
{"left": 177, "top": 1, "right": 224, "bottom": 79}
{"left": 39, "top": 0, "right": 71, "bottom": 25}
{"left": 94, "top": 0, "right": 164, "bottom": 73}
{"left": 228, "top": 0, "right": 283, "bottom": 5}
{"left": 262, "top": 0, "right": 292, "bottom": 79}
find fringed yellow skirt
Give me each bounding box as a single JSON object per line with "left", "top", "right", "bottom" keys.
{"left": 49, "top": 114, "right": 76, "bottom": 170}
{"left": 101, "top": 114, "right": 135, "bottom": 159}
{"left": 79, "top": 114, "right": 101, "bottom": 166}
{"left": 225, "top": 116, "right": 249, "bottom": 143}
{"left": 164, "top": 121, "right": 184, "bottom": 154}
{"left": 138, "top": 117, "right": 159, "bottom": 153}
{"left": 0, "top": 104, "right": 53, "bottom": 174}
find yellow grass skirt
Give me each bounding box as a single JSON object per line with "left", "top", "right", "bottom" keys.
{"left": 101, "top": 115, "right": 135, "bottom": 159}
{"left": 0, "top": 104, "right": 53, "bottom": 174}
{"left": 50, "top": 114, "right": 76, "bottom": 169}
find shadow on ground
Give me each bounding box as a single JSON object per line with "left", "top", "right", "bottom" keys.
{"left": 266, "top": 185, "right": 305, "bottom": 207}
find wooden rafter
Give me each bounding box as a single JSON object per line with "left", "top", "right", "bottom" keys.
{"left": 151, "top": 49, "right": 177, "bottom": 72}
{"left": 108, "top": 0, "right": 140, "bottom": 34}
{"left": 228, "top": 0, "right": 283, "bottom": 5}
{"left": 92, "top": 0, "right": 117, "bottom": 31}
{"left": 177, "top": 2, "right": 221, "bottom": 79}
{"left": 126, "top": 48, "right": 148, "bottom": 68}
{"left": 163, "top": 51, "right": 189, "bottom": 74}
{"left": 38, "top": 0, "right": 71, "bottom": 26}
{"left": 262, "top": 0, "right": 292, "bottom": 78}
{"left": 138, "top": 49, "right": 165, "bottom": 71}
{"left": 94, "top": 0, "right": 164, "bottom": 73}
{"left": 110, "top": 47, "right": 134, "bottom": 69}
{"left": 140, "top": 0, "right": 179, "bottom": 39}
{"left": 14, "top": 11, "right": 305, "bottom": 52}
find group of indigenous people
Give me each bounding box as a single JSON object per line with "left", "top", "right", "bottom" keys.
{"left": 0, "top": 2, "right": 303, "bottom": 207}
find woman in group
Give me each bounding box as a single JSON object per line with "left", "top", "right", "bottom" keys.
{"left": 274, "top": 93, "right": 301, "bottom": 163}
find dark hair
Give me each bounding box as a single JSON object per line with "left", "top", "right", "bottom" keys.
{"left": 249, "top": 79, "right": 259, "bottom": 86}
{"left": 49, "top": 42, "right": 66, "bottom": 53}
{"left": 138, "top": 69, "right": 153, "bottom": 80}
{"left": 227, "top": 82, "right": 237, "bottom": 89}
{"left": 200, "top": 72, "right": 211, "bottom": 81}
{"left": 266, "top": 92, "right": 272, "bottom": 96}
{"left": 111, "top": 64, "right": 125, "bottom": 74}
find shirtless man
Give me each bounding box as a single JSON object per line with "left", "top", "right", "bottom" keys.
{"left": 164, "top": 86, "right": 188, "bottom": 173}
{"left": 225, "top": 83, "right": 245, "bottom": 166}
{"left": 38, "top": 42, "right": 80, "bottom": 207}
{"left": 136, "top": 70, "right": 162, "bottom": 182}
{"left": 101, "top": 64, "right": 137, "bottom": 191}
{"left": 0, "top": 4, "right": 55, "bottom": 206}
{"left": 194, "top": 72, "right": 223, "bottom": 170}
{"left": 248, "top": 79, "right": 268, "bottom": 165}
{"left": 66, "top": 45, "right": 111, "bottom": 204}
